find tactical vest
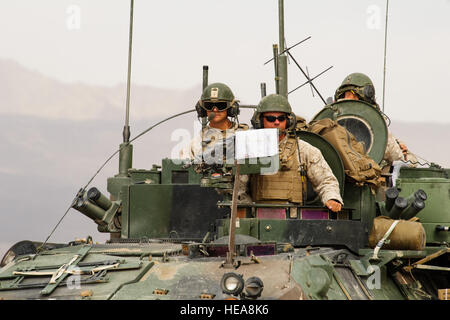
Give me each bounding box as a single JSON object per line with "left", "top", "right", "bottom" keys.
{"left": 251, "top": 137, "right": 304, "bottom": 203}
{"left": 308, "top": 118, "right": 381, "bottom": 188}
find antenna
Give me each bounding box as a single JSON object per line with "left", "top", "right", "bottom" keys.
{"left": 38, "top": 0, "right": 138, "bottom": 253}
{"left": 202, "top": 65, "right": 209, "bottom": 90}
{"left": 285, "top": 50, "right": 328, "bottom": 105}
{"left": 273, "top": 44, "right": 280, "bottom": 94}
{"left": 278, "top": 0, "right": 288, "bottom": 97}
{"left": 123, "top": 0, "right": 134, "bottom": 143}
{"left": 306, "top": 66, "right": 315, "bottom": 97}
{"left": 382, "top": 0, "right": 389, "bottom": 113}
{"left": 119, "top": 0, "right": 135, "bottom": 177}
{"left": 288, "top": 66, "right": 333, "bottom": 95}
{"left": 260, "top": 83, "right": 267, "bottom": 98}
{"left": 264, "top": 36, "right": 311, "bottom": 65}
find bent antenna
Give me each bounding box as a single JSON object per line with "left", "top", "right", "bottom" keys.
{"left": 123, "top": 0, "right": 134, "bottom": 143}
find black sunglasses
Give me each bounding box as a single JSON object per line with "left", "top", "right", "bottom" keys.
{"left": 264, "top": 115, "right": 287, "bottom": 122}
{"left": 203, "top": 101, "right": 229, "bottom": 111}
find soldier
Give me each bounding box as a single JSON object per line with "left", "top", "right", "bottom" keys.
{"left": 334, "top": 72, "right": 417, "bottom": 170}
{"left": 179, "top": 82, "right": 250, "bottom": 202}
{"left": 250, "top": 94, "right": 343, "bottom": 212}
{"left": 180, "top": 82, "right": 244, "bottom": 160}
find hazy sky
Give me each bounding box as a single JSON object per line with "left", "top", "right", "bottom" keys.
{"left": 1, "top": 0, "right": 449, "bottom": 123}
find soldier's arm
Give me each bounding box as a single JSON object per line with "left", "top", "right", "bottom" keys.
{"left": 178, "top": 133, "right": 205, "bottom": 165}
{"left": 383, "top": 131, "right": 404, "bottom": 163}
{"left": 299, "top": 140, "right": 343, "bottom": 207}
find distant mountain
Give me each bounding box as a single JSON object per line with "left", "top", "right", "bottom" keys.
{"left": 0, "top": 59, "right": 201, "bottom": 120}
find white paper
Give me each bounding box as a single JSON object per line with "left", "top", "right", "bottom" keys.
{"left": 235, "top": 128, "right": 279, "bottom": 160}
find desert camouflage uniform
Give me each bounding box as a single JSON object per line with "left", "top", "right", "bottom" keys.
{"left": 335, "top": 73, "right": 418, "bottom": 169}
{"left": 251, "top": 136, "right": 343, "bottom": 206}
{"left": 179, "top": 122, "right": 250, "bottom": 202}
{"left": 396, "top": 138, "right": 418, "bottom": 165}
{"left": 179, "top": 122, "right": 244, "bottom": 161}
{"left": 382, "top": 131, "right": 419, "bottom": 171}
{"left": 288, "top": 137, "right": 343, "bottom": 205}
{"left": 383, "top": 131, "right": 404, "bottom": 165}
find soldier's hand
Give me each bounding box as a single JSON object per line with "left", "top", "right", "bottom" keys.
{"left": 325, "top": 200, "right": 342, "bottom": 213}
{"left": 399, "top": 143, "right": 408, "bottom": 161}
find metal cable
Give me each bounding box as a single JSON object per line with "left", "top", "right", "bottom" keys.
{"left": 382, "top": 0, "right": 390, "bottom": 113}
{"left": 37, "top": 109, "right": 196, "bottom": 254}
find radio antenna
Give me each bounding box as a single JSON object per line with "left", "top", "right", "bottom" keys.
{"left": 382, "top": 0, "right": 389, "bottom": 113}
{"left": 123, "top": 0, "right": 134, "bottom": 143}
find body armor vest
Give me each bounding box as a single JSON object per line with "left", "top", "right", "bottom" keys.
{"left": 251, "top": 137, "right": 304, "bottom": 203}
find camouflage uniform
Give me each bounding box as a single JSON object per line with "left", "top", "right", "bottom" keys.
{"left": 382, "top": 123, "right": 420, "bottom": 170}
{"left": 250, "top": 94, "right": 343, "bottom": 206}
{"left": 293, "top": 138, "right": 343, "bottom": 205}
{"left": 335, "top": 73, "right": 417, "bottom": 169}
{"left": 396, "top": 138, "right": 418, "bottom": 165}
{"left": 251, "top": 135, "right": 343, "bottom": 206}
{"left": 383, "top": 131, "right": 404, "bottom": 165}
{"left": 179, "top": 82, "right": 251, "bottom": 202}
{"left": 179, "top": 122, "right": 245, "bottom": 163}
{"left": 179, "top": 123, "right": 251, "bottom": 203}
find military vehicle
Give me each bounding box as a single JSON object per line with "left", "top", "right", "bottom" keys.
{"left": 0, "top": 1, "right": 448, "bottom": 302}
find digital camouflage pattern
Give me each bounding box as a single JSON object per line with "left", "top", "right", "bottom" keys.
{"left": 294, "top": 138, "right": 343, "bottom": 205}
{"left": 335, "top": 73, "right": 417, "bottom": 169}
{"left": 251, "top": 136, "right": 305, "bottom": 203}
{"left": 179, "top": 122, "right": 250, "bottom": 201}
{"left": 383, "top": 132, "right": 405, "bottom": 166}
{"left": 278, "top": 136, "right": 342, "bottom": 205}
{"left": 179, "top": 122, "right": 247, "bottom": 162}
{"left": 250, "top": 136, "right": 343, "bottom": 205}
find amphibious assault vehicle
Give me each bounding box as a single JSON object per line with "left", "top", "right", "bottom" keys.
{"left": 1, "top": 1, "right": 448, "bottom": 301}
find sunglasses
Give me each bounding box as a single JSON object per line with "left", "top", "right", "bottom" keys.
{"left": 264, "top": 115, "right": 287, "bottom": 122}
{"left": 203, "top": 101, "right": 229, "bottom": 111}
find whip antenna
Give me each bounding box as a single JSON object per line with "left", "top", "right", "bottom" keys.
{"left": 123, "top": 0, "right": 134, "bottom": 143}
{"left": 382, "top": 0, "right": 389, "bottom": 113}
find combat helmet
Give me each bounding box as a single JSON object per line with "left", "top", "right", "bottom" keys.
{"left": 196, "top": 82, "right": 239, "bottom": 118}
{"left": 251, "top": 94, "right": 296, "bottom": 130}
{"left": 334, "top": 73, "right": 377, "bottom": 106}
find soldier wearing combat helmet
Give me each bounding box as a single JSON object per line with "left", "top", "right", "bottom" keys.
{"left": 179, "top": 82, "right": 250, "bottom": 201}
{"left": 250, "top": 94, "right": 343, "bottom": 212}
{"left": 334, "top": 73, "right": 417, "bottom": 169}
{"left": 180, "top": 82, "right": 245, "bottom": 160}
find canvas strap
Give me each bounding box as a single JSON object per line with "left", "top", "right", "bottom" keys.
{"left": 372, "top": 220, "right": 400, "bottom": 260}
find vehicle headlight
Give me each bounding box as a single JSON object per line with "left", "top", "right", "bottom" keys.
{"left": 244, "top": 276, "right": 264, "bottom": 298}
{"left": 220, "top": 272, "right": 244, "bottom": 295}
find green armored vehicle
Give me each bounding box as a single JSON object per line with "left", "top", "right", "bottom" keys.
{"left": 0, "top": 1, "right": 448, "bottom": 301}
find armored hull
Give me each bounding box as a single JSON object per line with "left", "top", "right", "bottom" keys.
{"left": 1, "top": 150, "right": 449, "bottom": 300}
